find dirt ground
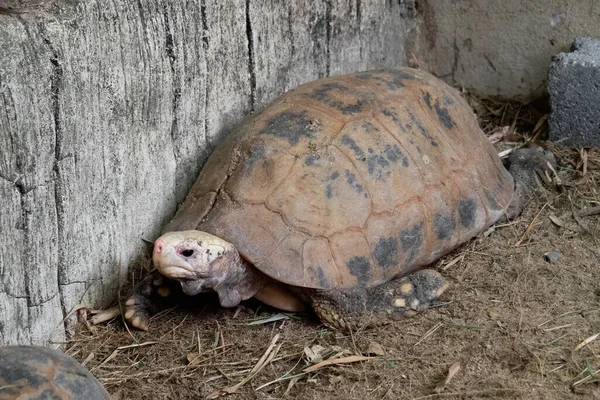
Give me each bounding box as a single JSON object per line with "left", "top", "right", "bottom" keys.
{"left": 67, "top": 96, "right": 600, "bottom": 400}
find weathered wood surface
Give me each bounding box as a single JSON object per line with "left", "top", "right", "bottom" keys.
{"left": 0, "top": 0, "right": 417, "bottom": 345}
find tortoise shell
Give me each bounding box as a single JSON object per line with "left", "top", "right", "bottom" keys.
{"left": 164, "top": 68, "right": 514, "bottom": 291}
{"left": 0, "top": 346, "right": 110, "bottom": 400}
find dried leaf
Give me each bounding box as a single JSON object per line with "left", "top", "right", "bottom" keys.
{"left": 487, "top": 126, "right": 509, "bottom": 143}
{"left": 304, "top": 344, "right": 327, "bottom": 364}
{"left": 548, "top": 214, "right": 564, "bottom": 227}
{"left": 303, "top": 355, "right": 373, "bottom": 373}
{"left": 498, "top": 149, "right": 513, "bottom": 159}
{"left": 283, "top": 376, "right": 301, "bottom": 396}
{"left": 303, "top": 344, "right": 345, "bottom": 364}
{"left": 435, "top": 362, "right": 461, "bottom": 393}
{"left": 246, "top": 313, "right": 290, "bottom": 325}
{"left": 483, "top": 227, "right": 496, "bottom": 237}
{"left": 574, "top": 333, "right": 600, "bottom": 351}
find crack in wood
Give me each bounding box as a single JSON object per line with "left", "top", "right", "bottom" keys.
{"left": 163, "top": 4, "right": 181, "bottom": 166}
{"left": 41, "top": 30, "right": 68, "bottom": 327}
{"left": 325, "top": 0, "right": 332, "bottom": 76}
{"left": 200, "top": 0, "right": 209, "bottom": 149}
{"left": 245, "top": 0, "right": 256, "bottom": 112}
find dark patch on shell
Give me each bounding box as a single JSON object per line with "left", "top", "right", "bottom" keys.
{"left": 410, "top": 113, "right": 438, "bottom": 147}
{"left": 39, "top": 389, "right": 62, "bottom": 399}
{"left": 458, "top": 198, "right": 478, "bottom": 228}
{"left": 347, "top": 256, "right": 371, "bottom": 287}
{"left": 443, "top": 94, "right": 455, "bottom": 105}
{"left": 246, "top": 145, "right": 266, "bottom": 175}
{"left": 325, "top": 183, "right": 334, "bottom": 198}
{"left": 367, "top": 154, "right": 390, "bottom": 178}
{"left": 362, "top": 121, "right": 378, "bottom": 133}
{"left": 311, "top": 82, "right": 346, "bottom": 101}
{"left": 372, "top": 237, "right": 398, "bottom": 268}
{"left": 423, "top": 91, "right": 433, "bottom": 109}
{"left": 336, "top": 101, "right": 364, "bottom": 115}
{"left": 259, "top": 111, "right": 318, "bottom": 146}
{"left": 434, "top": 212, "right": 456, "bottom": 240}
{"left": 384, "top": 144, "right": 409, "bottom": 167}
{"left": 341, "top": 135, "right": 365, "bottom": 159}
{"left": 356, "top": 69, "right": 415, "bottom": 89}
{"left": 342, "top": 132, "right": 408, "bottom": 178}
{"left": 315, "top": 266, "right": 328, "bottom": 288}
{"left": 344, "top": 170, "right": 364, "bottom": 194}
{"left": 434, "top": 102, "right": 456, "bottom": 129}
{"left": 382, "top": 108, "right": 399, "bottom": 123}
{"left": 400, "top": 222, "right": 424, "bottom": 263}
{"left": 0, "top": 362, "right": 44, "bottom": 390}
{"left": 382, "top": 108, "right": 407, "bottom": 132}
{"left": 310, "top": 83, "right": 364, "bottom": 115}
{"left": 304, "top": 153, "right": 320, "bottom": 166}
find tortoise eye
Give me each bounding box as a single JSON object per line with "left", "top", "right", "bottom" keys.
{"left": 181, "top": 249, "right": 194, "bottom": 257}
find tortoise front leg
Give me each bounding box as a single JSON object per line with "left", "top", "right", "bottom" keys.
{"left": 310, "top": 269, "right": 447, "bottom": 331}
{"left": 123, "top": 271, "right": 181, "bottom": 330}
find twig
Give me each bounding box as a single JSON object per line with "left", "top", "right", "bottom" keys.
{"left": 303, "top": 355, "right": 373, "bottom": 373}
{"left": 542, "top": 324, "right": 572, "bottom": 332}
{"left": 441, "top": 254, "right": 464, "bottom": 271}
{"left": 537, "top": 307, "right": 600, "bottom": 327}
{"left": 414, "top": 322, "right": 443, "bottom": 347}
{"left": 574, "top": 333, "right": 600, "bottom": 351}
{"left": 514, "top": 203, "right": 548, "bottom": 247}
{"left": 410, "top": 388, "right": 522, "bottom": 399}
{"left": 498, "top": 149, "right": 513, "bottom": 159}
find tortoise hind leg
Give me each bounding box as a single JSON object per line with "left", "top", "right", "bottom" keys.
{"left": 310, "top": 269, "right": 447, "bottom": 331}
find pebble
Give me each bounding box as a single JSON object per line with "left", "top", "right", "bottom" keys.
{"left": 544, "top": 250, "right": 563, "bottom": 263}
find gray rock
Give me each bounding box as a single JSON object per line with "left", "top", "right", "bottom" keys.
{"left": 548, "top": 37, "right": 600, "bottom": 148}
{"left": 544, "top": 250, "right": 563, "bottom": 263}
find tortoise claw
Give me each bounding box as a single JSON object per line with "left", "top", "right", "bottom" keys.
{"left": 123, "top": 295, "right": 151, "bottom": 331}
{"left": 90, "top": 272, "right": 179, "bottom": 331}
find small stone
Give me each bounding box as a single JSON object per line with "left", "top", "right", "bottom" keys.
{"left": 544, "top": 250, "right": 563, "bottom": 263}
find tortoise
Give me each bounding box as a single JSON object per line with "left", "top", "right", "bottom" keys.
{"left": 0, "top": 346, "right": 110, "bottom": 400}
{"left": 119, "top": 68, "right": 554, "bottom": 331}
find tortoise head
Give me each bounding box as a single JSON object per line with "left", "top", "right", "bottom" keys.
{"left": 152, "top": 230, "right": 237, "bottom": 296}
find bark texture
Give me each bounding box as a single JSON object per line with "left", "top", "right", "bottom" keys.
{"left": 0, "top": 0, "right": 417, "bottom": 345}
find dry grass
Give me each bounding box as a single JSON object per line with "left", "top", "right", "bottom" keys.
{"left": 66, "top": 96, "right": 600, "bottom": 399}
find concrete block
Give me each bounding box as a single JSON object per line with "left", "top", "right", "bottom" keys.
{"left": 548, "top": 37, "right": 600, "bottom": 148}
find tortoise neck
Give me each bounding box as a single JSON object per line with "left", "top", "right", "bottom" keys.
{"left": 213, "top": 250, "right": 269, "bottom": 308}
